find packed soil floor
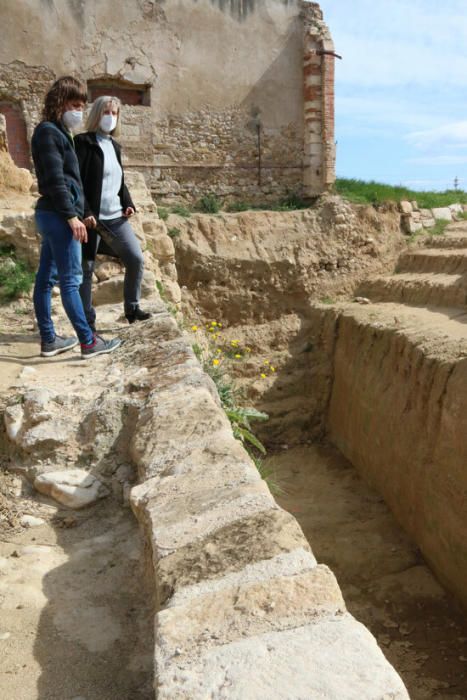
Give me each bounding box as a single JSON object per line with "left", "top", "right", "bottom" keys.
{"left": 0, "top": 303, "right": 154, "bottom": 700}
{"left": 269, "top": 444, "right": 467, "bottom": 700}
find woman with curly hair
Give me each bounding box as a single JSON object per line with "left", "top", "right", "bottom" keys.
{"left": 31, "top": 76, "right": 121, "bottom": 358}
{"left": 75, "top": 95, "right": 150, "bottom": 328}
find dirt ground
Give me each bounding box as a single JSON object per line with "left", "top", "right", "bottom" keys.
{"left": 0, "top": 302, "right": 154, "bottom": 700}
{"left": 270, "top": 444, "right": 467, "bottom": 700}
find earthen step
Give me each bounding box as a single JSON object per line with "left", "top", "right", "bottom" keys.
{"left": 358, "top": 272, "right": 467, "bottom": 309}
{"left": 331, "top": 300, "right": 467, "bottom": 358}
{"left": 425, "top": 234, "right": 467, "bottom": 249}
{"left": 397, "top": 249, "right": 467, "bottom": 275}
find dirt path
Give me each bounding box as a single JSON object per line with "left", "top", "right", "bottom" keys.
{"left": 0, "top": 302, "right": 154, "bottom": 700}
{"left": 270, "top": 444, "right": 467, "bottom": 700}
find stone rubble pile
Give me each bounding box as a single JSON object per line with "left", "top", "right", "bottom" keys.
{"left": 399, "top": 199, "right": 466, "bottom": 234}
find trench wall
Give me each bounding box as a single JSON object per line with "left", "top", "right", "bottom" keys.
{"left": 322, "top": 305, "right": 467, "bottom": 609}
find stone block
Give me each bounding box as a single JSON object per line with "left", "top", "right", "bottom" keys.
{"left": 156, "top": 614, "right": 409, "bottom": 700}
{"left": 432, "top": 207, "right": 452, "bottom": 221}
{"left": 399, "top": 200, "right": 412, "bottom": 214}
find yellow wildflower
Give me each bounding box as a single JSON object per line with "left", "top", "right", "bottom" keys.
{"left": 260, "top": 373, "right": 267, "bottom": 379}
{"left": 218, "top": 323, "right": 222, "bottom": 328}
{"left": 270, "top": 366, "right": 276, "bottom": 373}
{"left": 216, "top": 348, "right": 222, "bottom": 354}
{"left": 210, "top": 321, "right": 217, "bottom": 327}
{"left": 212, "top": 359, "right": 220, "bottom": 366}
{"left": 209, "top": 327, "right": 215, "bottom": 333}
{"left": 263, "top": 360, "right": 269, "bottom": 365}
{"left": 191, "top": 325, "right": 198, "bottom": 332}
{"left": 245, "top": 347, "right": 251, "bottom": 353}
{"left": 230, "top": 340, "right": 239, "bottom": 347}
{"left": 235, "top": 354, "right": 242, "bottom": 359}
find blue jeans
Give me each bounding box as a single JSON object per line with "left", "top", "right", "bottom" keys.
{"left": 33, "top": 210, "right": 94, "bottom": 345}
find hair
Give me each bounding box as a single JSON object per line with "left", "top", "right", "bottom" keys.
{"left": 85, "top": 95, "right": 121, "bottom": 137}
{"left": 42, "top": 76, "right": 87, "bottom": 123}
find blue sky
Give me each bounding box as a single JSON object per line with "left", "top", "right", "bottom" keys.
{"left": 316, "top": 0, "right": 467, "bottom": 191}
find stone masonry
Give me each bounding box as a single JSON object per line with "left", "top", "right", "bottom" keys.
{"left": 0, "top": 0, "right": 335, "bottom": 204}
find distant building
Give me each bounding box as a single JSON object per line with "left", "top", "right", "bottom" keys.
{"left": 0, "top": 0, "right": 335, "bottom": 204}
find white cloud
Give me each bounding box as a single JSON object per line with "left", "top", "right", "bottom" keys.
{"left": 319, "top": 0, "right": 467, "bottom": 88}
{"left": 407, "top": 121, "right": 467, "bottom": 150}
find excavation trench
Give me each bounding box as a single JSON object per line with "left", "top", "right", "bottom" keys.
{"left": 268, "top": 444, "right": 467, "bottom": 700}
{"left": 171, "top": 205, "right": 467, "bottom": 698}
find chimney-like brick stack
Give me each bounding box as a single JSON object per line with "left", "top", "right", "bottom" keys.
{"left": 302, "top": 1, "right": 336, "bottom": 197}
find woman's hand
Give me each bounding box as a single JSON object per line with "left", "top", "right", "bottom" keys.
{"left": 83, "top": 215, "right": 97, "bottom": 228}
{"left": 68, "top": 216, "right": 88, "bottom": 243}
{"left": 124, "top": 207, "right": 135, "bottom": 218}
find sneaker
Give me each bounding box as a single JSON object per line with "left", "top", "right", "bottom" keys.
{"left": 40, "top": 335, "right": 79, "bottom": 358}
{"left": 81, "top": 334, "right": 122, "bottom": 360}
{"left": 125, "top": 306, "right": 151, "bottom": 324}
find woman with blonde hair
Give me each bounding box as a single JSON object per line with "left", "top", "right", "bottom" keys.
{"left": 75, "top": 95, "right": 150, "bottom": 329}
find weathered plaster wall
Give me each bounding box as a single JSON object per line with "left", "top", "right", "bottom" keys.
{"left": 0, "top": 0, "right": 335, "bottom": 202}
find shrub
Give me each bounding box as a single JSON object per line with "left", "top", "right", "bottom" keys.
{"left": 0, "top": 246, "right": 34, "bottom": 302}
{"left": 198, "top": 193, "right": 221, "bottom": 214}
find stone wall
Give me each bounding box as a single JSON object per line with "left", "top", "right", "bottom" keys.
{"left": 0, "top": 0, "right": 335, "bottom": 204}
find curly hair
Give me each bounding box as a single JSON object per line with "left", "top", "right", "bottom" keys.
{"left": 42, "top": 76, "right": 87, "bottom": 123}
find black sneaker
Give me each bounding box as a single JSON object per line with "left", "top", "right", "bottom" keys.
{"left": 81, "top": 334, "right": 122, "bottom": 360}
{"left": 125, "top": 306, "right": 151, "bottom": 324}
{"left": 40, "top": 335, "right": 79, "bottom": 358}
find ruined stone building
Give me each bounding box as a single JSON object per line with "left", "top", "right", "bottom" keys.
{"left": 0, "top": 0, "right": 335, "bottom": 204}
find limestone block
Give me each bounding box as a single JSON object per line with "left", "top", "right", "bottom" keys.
{"left": 422, "top": 218, "right": 436, "bottom": 228}
{"left": 93, "top": 270, "right": 156, "bottom": 306}
{"left": 0, "top": 114, "right": 7, "bottom": 151}
{"left": 156, "top": 566, "right": 345, "bottom": 657}
{"left": 34, "top": 469, "right": 109, "bottom": 509}
{"left": 410, "top": 200, "right": 419, "bottom": 211}
{"left": 432, "top": 207, "right": 452, "bottom": 221}
{"left": 449, "top": 203, "right": 463, "bottom": 215}
{"left": 156, "top": 614, "right": 409, "bottom": 700}
{"left": 95, "top": 261, "right": 123, "bottom": 282}
{"left": 155, "top": 508, "right": 309, "bottom": 604}
{"left": 152, "top": 233, "right": 175, "bottom": 260}
{"left": 143, "top": 218, "right": 168, "bottom": 238}
{"left": 420, "top": 208, "right": 432, "bottom": 218}
{"left": 161, "top": 278, "right": 182, "bottom": 304}
{"left": 399, "top": 200, "right": 412, "bottom": 214}
{"left": 406, "top": 220, "right": 423, "bottom": 234}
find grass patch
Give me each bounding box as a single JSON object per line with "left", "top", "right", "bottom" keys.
{"left": 428, "top": 219, "right": 450, "bottom": 236}
{"left": 0, "top": 246, "right": 34, "bottom": 302}
{"left": 167, "top": 227, "right": 181, "bottom": 239}
{"left": 335, "top": 177, "right": 467, "bottom": 208}
{"left": 170, "top": 204, "right": 191, "bottom": 218}
{"left": 158, "top": 206, "right": 169, "bottom": 221}
{"left": 197, "top": 194, "right": 221, "bottom": 214}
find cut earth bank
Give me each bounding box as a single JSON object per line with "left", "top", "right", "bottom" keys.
{"left": 0, "top": 163, "right": 410, "bottom": 698}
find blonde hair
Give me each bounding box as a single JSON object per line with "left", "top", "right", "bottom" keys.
{"left": 85, "top": 95, "right": 121, "bottom": 137}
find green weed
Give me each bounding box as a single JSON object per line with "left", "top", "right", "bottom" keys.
{"left": 335, "top": 178, "right": 467, "bottom": 208}
{"left": 0, "top": 246, "right": 34, "bottom": 302}
{"left": 197, "top": 194, "right": 220, "bottom": 214}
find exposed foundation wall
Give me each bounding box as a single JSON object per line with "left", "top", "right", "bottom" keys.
{"left": 0, "top": 0, "right": 335, "bottom": 202}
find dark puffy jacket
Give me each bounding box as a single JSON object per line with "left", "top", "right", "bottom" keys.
{"left": 74, "top": 132, "right": 135, "bottom": 260}
{"left": 31, "top": 121, "right": 85, "bottom": 220}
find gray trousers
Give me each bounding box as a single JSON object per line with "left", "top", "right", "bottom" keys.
{"left": 80, "top": 216, "right": 144, "bottom": 325}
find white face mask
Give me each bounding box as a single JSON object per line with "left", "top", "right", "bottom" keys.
{"left": 99, "top": 114, "right": 118, "bottom": 133}
{"left": 62, "top": 110, "right": 83, "bottom": 132}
